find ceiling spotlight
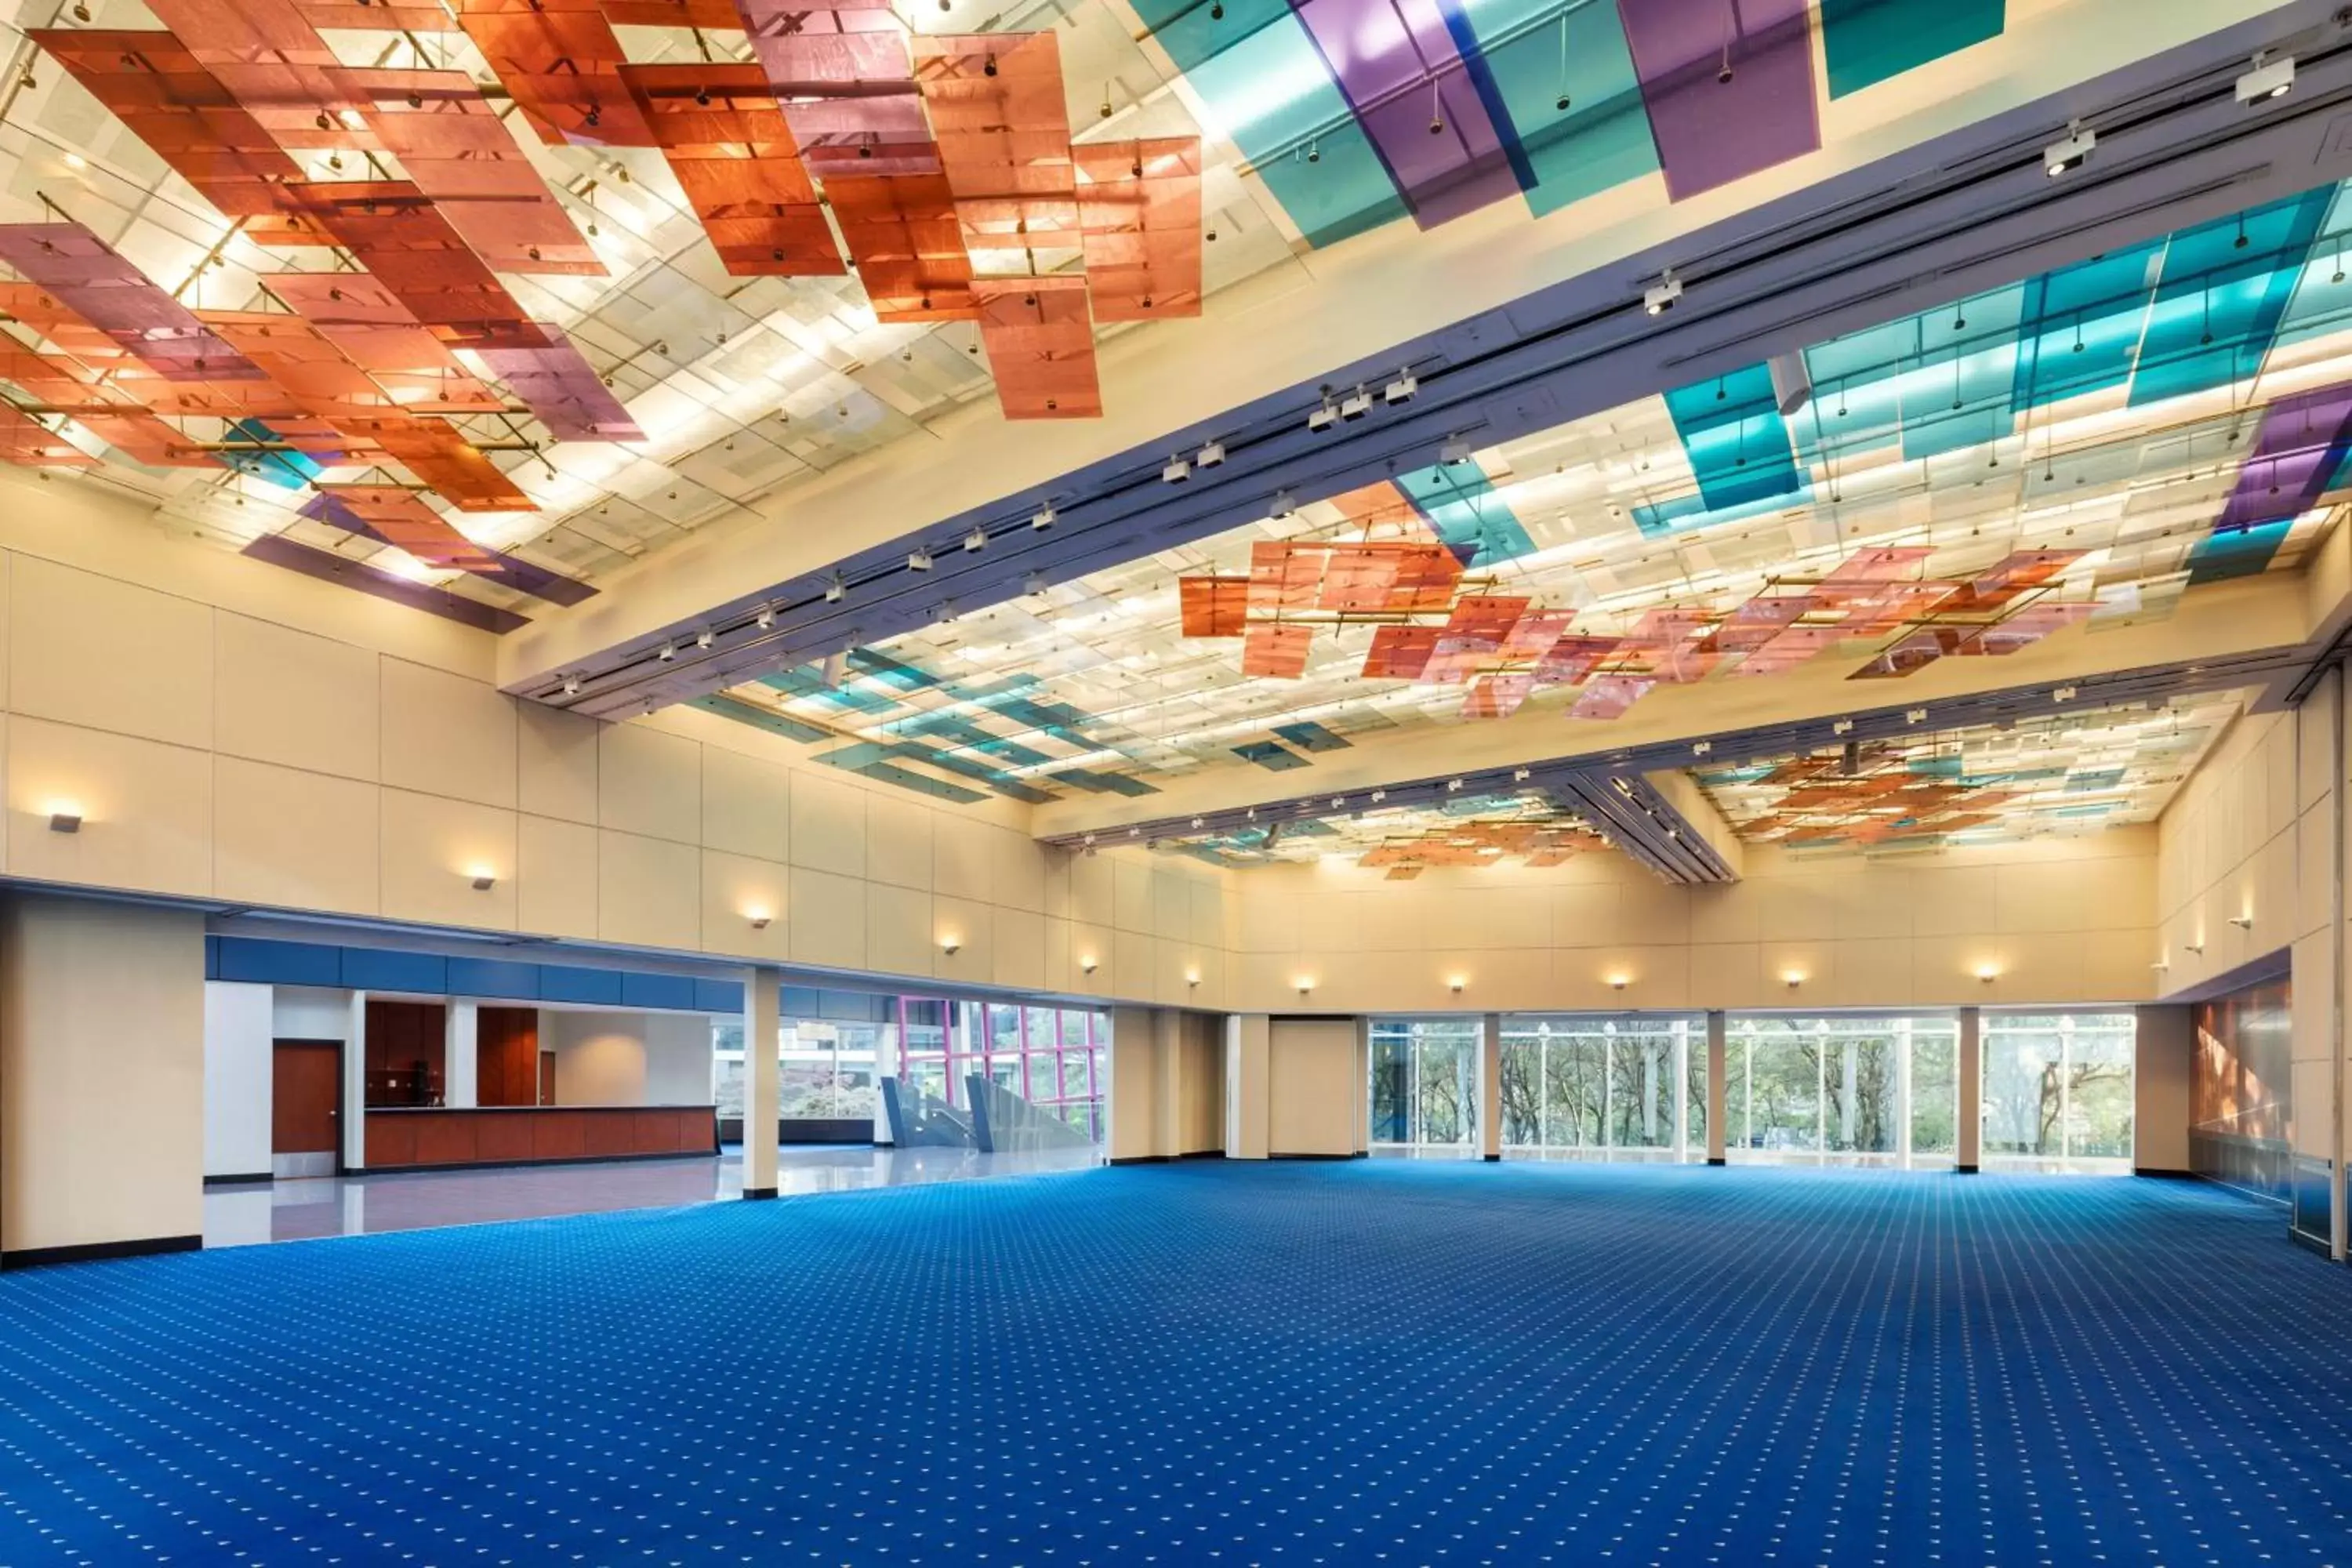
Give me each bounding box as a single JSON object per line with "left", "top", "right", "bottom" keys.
{"left": 1831, "top": 717, "right": 1854, "bottom": 735}
{"left": 1692, "top": 740, "right": 1711, "bottom": 756}
{"left": 1904, "top": 708, "right": 1927, "bottom": 724}
{"left": 908, "top": 547, "right": 934, "bottom": 571}
{"left": 1339, "top": 387, "right": 1373, "bottom": 421}
{"left": 756, "top": 605, "right": 775, "bottom": 630}
{"left": 824, "top": 574, "right": 845, "bottom": 603}
{"left": 1643, "top": 270, "right": 1682, "bottom": 315}
{"left": 1446, "top": 778, "right": 1463, "bottom": 792}
{"left": 1272, "top": 490, "right": 1296, "bottom": 517}
{"left": 1032, "top": 503, "right": 1055, "bottom": 529}
{"left": 1512, "top": 768, "right": 1530, "bottom": 782}
{"left": 1025, "top": 572, "right": 1048, "bottom": 596}
{"left": 1162, "top": 455, "right": 1192, "bottom": 484}
{"left": 563, "top": 674, "right": 582, "bottom": 696}
{"left": 1197, "top": 440, "right": 1225, "bottom": 468}
{"left": 964, "top": 526, "right": 987, "bottom": 552}
{"left": 656, "top": 641, "right": 677, "bottom": 662}
{"left": 1370, "top": 789, "right": 1386, "bottom": 803}
{"left": 1439, "top": 437, "right": 1473, "bottom": 466}
{"left": 1307, "top": 398, "right": 1338, "bottom": 433}
{"left": 2053, "top": 684, "right": 2078, "bottom": 702}
{"left": 2237, "top": 53, "right": 2293, "bottom": 106}
{"left": 2043, "top": 121, "right": 2094, "bottom": 177}
{"left": 695, "top": 628, "right": 714, "bottom": 649}
{"left": 1384, "top": 369, "right": 1417, "bottom": 405}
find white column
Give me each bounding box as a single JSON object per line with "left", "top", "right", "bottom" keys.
{"left": 1958, "top": 1006, "right": 1983, "bottom": 1174}
{"left": 1705, "top": 1011, "right": 1727, "bottom": 1165}
{"left": 343, "top": 989, "right": 369, "bottom": 1172}
{"left": 1225, "top": 1013, "right": 1270, "bottom": 1160}
{"left": 1352, "top": 1016, "right": 1371, "bottom": 1155}
{"left": 742, "top": 968, "right": 780, "bottom": 1199}
{"left": 444, "top": 1000, "right": 478, "bottom": 1109}
{"left": 1479, "top": 1013, "right": 1502, "bottom": 1162}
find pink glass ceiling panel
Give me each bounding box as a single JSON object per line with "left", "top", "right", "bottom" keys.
{"left": 739, "top": 0, "right": 937, "bottom": 176}
{"left": 0, "top": 223, "right": 265, "bottom": 382}
{"left": 471, "top": 327, "right": 644, "bottom": 441}
{"left": 141, "top": 0, "right": 380, "bottom": 151}
{"left": 1616, "top": 0, "right": 1819, "bottom": 203}
{"left": 302, "top": 482, "right": 593, "bottom": 603}
{"left": 1289, "top": 0, "right": 1523, "bottom": 228}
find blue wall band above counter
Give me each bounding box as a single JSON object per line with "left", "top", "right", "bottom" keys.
{"left": 206, "top": 936, "right": 746, "bottom": 1016}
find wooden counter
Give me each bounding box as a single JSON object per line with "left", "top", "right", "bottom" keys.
{"left": 364, "top": 1105, "right": 718, "bottom": 1171}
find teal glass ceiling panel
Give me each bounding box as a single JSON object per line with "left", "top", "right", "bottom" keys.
{"left": 1396, "top": 460, "right": 1537, "bottom": 566}
{"left": 1449, "top": 0, "right": 1657, "bottom": 218}
{"left": 1820, "top": 0, "right": 2004, "bottom": 99}
{"left": 2185, "top": 518, "right": 2292, "bottom": 585}
{"left": 1131, "top": 0, "right": 1406, "bottom": 248}
{"left": 1664, "top": 363, "right": 1802, "bottom": 511}
{"left": 2129, "top": 190, "right": 2332, "bottom": 408}
{"left": 2009, "top": 242, "right": 2161, "bottom": 411}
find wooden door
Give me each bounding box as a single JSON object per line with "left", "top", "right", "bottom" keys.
{"left": 272, "top": 1040, "right": 342, "bottom": 1155}
{"left": 476, "top": 1007, "right": 540, "bottom": 1106}
{"left": 538, "top": 1049, "right": 557, "bottom": 1107}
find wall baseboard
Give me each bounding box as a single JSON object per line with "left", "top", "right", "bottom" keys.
{"left": 1176, "top": 1149, "right": 1226, "bottom": 1160}
{"left": 1483, "top": 1153, "right": 1500, "bottom": 1163}
{"left": 740, "top": 1186, "right": 779, "bottom": 1200}
{"left": 2, "top": 1234, "right": 201, "bottom": 1271}
{"left": 202, "top": 1172, "right": 273, "bottom": 1188}
{"left": 1955, "top": 1163, "right": 1980, "bottom": 1174}
{"left": 1109, "top": 1155, "right": 1171, "bottom": 1165}
{"left": 2132, "top": 1166, "right": 2198, "bottom": 1179}
{"left": 1705, "top": 1156, "right": 1727, "bottom": 1167}
{"left": 363, "top": 1148, "right": 715, "bottom": 1177}
{"left": 1269, "top": 1151, "right": 1359, "bottom": 1161}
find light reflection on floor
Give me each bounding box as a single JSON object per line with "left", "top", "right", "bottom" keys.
{"left": 201, "top": 1144, "right": 1102, "bottom": 1249}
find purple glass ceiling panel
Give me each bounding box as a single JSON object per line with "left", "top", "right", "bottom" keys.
{"left": 1287, "top": 0, "right": 1522, "bottom": 228}
{"left": 1615, "top": 0, "right": 1818, "bottom": 203}
{"left": 2216, "top": 382, "right": 2352, "bottom": 532}
{"left": 0, "top": 223, "right": 266, "bottom": 382}
{"left": 300, "top": 491, "right": 597, "bottom": 604}
{"left": 472, "top": 327, "right": 644, "bottom": 441}
{"left": 242, "top": 532, "right": 530, "bottom": 633}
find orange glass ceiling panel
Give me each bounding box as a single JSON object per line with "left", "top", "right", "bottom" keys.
{"left": 1315, "top": 543, "right": 1403, "bottom": 612}
{"left": 1247, "top": 539, "right": 1323, "bottom": 612}
{"left": 826, "top": 174, "right": 976, "bottom": 321}
{"left": 1362, "top": 624, "right": 1439, "bottom": 679}
{"left": 455, "top": 0, "right": 656, "bottom": 149}
{"left": 1179, "top": 575, "right": 1248, "bottom": 637}
{"left": 339, "top": 68, "right": 601, "bottom": 274}
{"left": 915, "top": 33, "right": 1078, "bottom": 263}
{"left": 739, "top": 0, "right": 935, "bottom": 177}
{"left": 258, "top": 272, "right": 505, "bottom": 412}
{"left": 296, "top": 0, "right": 459, "bottom": 28}
{"left": 31, "top": 31, "right": 307, "bottom": 218}
{"left": 198, "top": 307, "right": 405, "bottom": 421}
{"left": 1461, "top": 673, "right": 1533, "bottom": 719}
{"left": 281, "top": 182, "right": 532, "bottom": 334}
{"left": 0, "top": 406, "right": 96, "bottom": 466}
{"left": 601, "top": 0, "right": 744, "bottom": 24}
{"left": 1240, "top": 622, "right": 1312, "bottom": 679}
{"left": 619, "top": 63, "right": 840, "bottom": 278}
{"left": 140, "top": 0, "right": 379, "bottom": 151}
{"left": 976, "top": 274, "right": 1098, "bottom": 418}
{"left": 310, "top": 481, "right": 497, "bottom": 566}
{"left": 358, "top": 416, "right": 532, "bottom": 510}
{"left": 1074, "top": 138, "right": 1203, "bottom": 322}
{"left": 0, "top": 339, "right": 203, "bottom": 466}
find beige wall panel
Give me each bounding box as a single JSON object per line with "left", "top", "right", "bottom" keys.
{"left": 2263, "top": 718, "right": 2297, "bottom": 840}
{"left": 380, "top": 658, "right": 516, "bottom": 809}
{"left": 1759, "top": 940, "right": 1833, "bottom": 1000}
{"left": 381, "top": 789, "right": 517, "bottom": 931}
{"left": 1040, "top": 850, "right": 1072, "bottom": 920}
{"left": 789, "top": 772, "right": 866, "bottom": 878}
{"left": 1914, "top": 864, "right": 2001, "bottom": 937}
{"left": 1751, "top": 871, "right": 1838, "bottom": 942}
{"left": 1150, "top": 869, "right": 1190, "bottom": 941}
{"left": 700, "top": 848, "right": 789, "bottom": 962}
{"left": 993, "top": 828, "right": 1048, "bottom": 914}
{"left": 932, "top": 895, "right": 993, "bottom": 981}
{"left": 0, "top": 895, "right": 205, "bottom": 1255}
{"left": 1555, "top": 945, "right": 1690, "bottom": 1011}
{"left": 1358, "top": 887, "right": 1428, "bottom": 953}
{"left": 2081, "top": 928, "right": 2158, "bottom": 1004}
{"left": 1994, "top": 859, "right": 2095, "bottom": 935}
{"left": 1298, "top": 885, "right": 1361, "bottom": 952}
{"left": 2297, "top": 804, "right": 2333, "bottom": 940}
{"left": 1189, "top": 878, "right": 1225, "bottom": 946}
{"left": 518, "top": 814, "right": 599, "bottom": 941}
{"left": 788, "top": 867, "right": 868, "bottom": 972}
{"left": 2299, "top": 691, "right": 2334, "bottom": 812}
{"left": 1686, "top": 942, "right": 1762, "bottom": 1010}
{"left": 1235, "top": 950, "right": 1297, "bottom": 1009}
{"left": 866, "top": 881, "right": 936, "bottom": 980}
{"left": 700, "top": 743, "right": 791, "bottom": 862}
{"left": 517, "top": 702, "right": 601, "bottom": 824}
{"left": 1267, "top": 1018, "right": 1360, "bottom": 1156}
{"left": 1039, "top": 915, "right": 1073, "bottom": 993}
{"left": 996, "top": 907, "right": 1045, "bottom": 991}
{"left": 1832, "top": 865, "right": 1914, "bottom": 940}
{"left": 864, "top": 795, "right": 933, "bottom": 891}
{"left": 1911, "top": 934, "right": 2005, "bottom": 1004}
{"left": 1115, "top": 929, "right": 1155, "bottom": 1001}
{"left": 1549, "top": 879, "right": 1620, "bottom": 947}
{"left": 7, "top": 717, "right": 209, "bottom": 897}
{"left": 596, "top": 829, "right": 700, "bottom": 951}
{"left": 1687, "top": 882, "right": 1760, "bottom": 946}
{"left": 213, "top": 757, "right": 379, "bottom": 915}
{"left": 11, "top": 557, "right": 212, "bottom": 750}
{"left": 598, "top": 723, "right": 701, "bottom": 844}
{"left": 932, "top": 815, "right": 993, "bottom": 904}
{"left": 1835, "top": 937, "right": 1914, "bottom": 1007}
{"left": 1069, "top": 850, "right": 1116, "bottom": 929}
{"left": 1069, "top": 921, "right": 1115, "bottom": 998}
{"left": 1613, "top": 878, "right": 1690, "bottom": 947}
{"left": 2290, "top": 1055, "right": 2334, "bottom": 1160}
{"left": 214, "top": 612, "right": 378, "bottom": 781}
{"left": 1113, "top": 858, "right": 1152, "bottom": 933}
{"left": 1454, "top": 884, "right": 1550, "bottom": 949}
{"left": 1432, "top": 949, "right": 1545, "bottom": 1012}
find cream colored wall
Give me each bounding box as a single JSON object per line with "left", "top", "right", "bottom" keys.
{"left": 1266, "top": 1018, "right": 1361, "bottom": 1157}
{"left": 0, "top": 892, "right": 206, "bottom": 1258}
{"left": 540, "top": 1010, "right": 714, "bottom": 1107}
{"left": 1228, "top": 832, "right": 2157, "bottom": 1016}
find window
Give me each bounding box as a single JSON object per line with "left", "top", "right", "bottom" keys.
{"left": 1499, "top": 1016, "right": 1704, "bottom": 1162}
{"left": 892, "top": 999, "right": 1107, "bottom": 1142}
{"left": 1981, "top": 1013, "right": 2135, "bottom": 1174}
{"left": 1727, "top": 1016, "right": 1959, "bottom": 1168}
{"left": 1369, "top": 1018, "right": 1481, "bottom": 1150}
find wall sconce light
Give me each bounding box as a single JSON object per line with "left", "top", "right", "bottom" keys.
{"left": 1185, "top": 971, "right": 1201, "bottom": 988}
{"left": 746, "top": 910, "right": 773, "bottom": 931}
{"left": 1449, "top": 976, "right": 1467, "bottom": 994}
{"left": 1608, "top": 975, "right": 1629, "bottom": 992}
{"left": 2185, "top": 942, "right": 2205, "bottom": 956}
{"left": 940, "top": 937, "right": 961, "bottom": 956}
{"left": 1975, "top": 965, "right": 1999, "bottom": 984}
{"left": 467, "top": 868, "right": 497, "bottom": 891}
{"left": 1080, "top": 956, "right": 1098, "bottom": 975}
{"left": 46, "top": 808, "right": 81, "bottom": 833}
{"left": 1782, "top": 971, "right": 1805, "bottom": 989}
{"left": 1296, "top": 978, "right": 1316, "bottom": 996}
{"left": 2228, "top": 914, "right": 2255, "bottom": 930}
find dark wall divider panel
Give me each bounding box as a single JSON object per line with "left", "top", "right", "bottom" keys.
{"left": 205, "top": 938, "right": 745, "bottom": 1017}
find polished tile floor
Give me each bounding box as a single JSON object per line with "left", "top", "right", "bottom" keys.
{"left": 202, "top": 1143, "right": 1102, "bottom": 1248}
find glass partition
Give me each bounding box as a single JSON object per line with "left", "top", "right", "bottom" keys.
{"left": 1497, "top": 1016, "right": 1703, "bottom": 1163}
{"left": 1368, "top": 1018, "right": 1481, "bottom": 1151}
{"left": 1981, "top": 1013, "right": 2136, "bottom": 1174}
{"left": 1727, "top": 1015, "right": 1961, "bottom": 1168}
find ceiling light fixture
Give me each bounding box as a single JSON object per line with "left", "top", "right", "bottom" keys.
{"left": 1032, "top": 503, "right": 1055, "bottom": 529}
{"left": 563, "top": 675, "right": 581, "bottom": 696}
{"left": 2043, "top": 120, "right": 2094, "bottom": 177}
{"left": 1024, "top": 572, "right": 1047, "bottom": 596}
{"left": 908, "top": 548, "right": 934, "bottom": 571}
{"left": 1197, "top": 440, "right": 1226, "bottom": 467}
{"left": 756, "top": 605, "right": 775, "bottom": 630}
{"left": 824, "top": 574, "right": 846, "bottom": 603}
{"left": 656, "top": 641, "right": 676, "bottom": 662}
{"left": 1385, "top": 370, "right": 1417, "bottom": 405}
{"left": 1439, "top": 437, "right": 1473, "bottom": 466}
{"left": 695, "top": 628, "right": 714, "bottom": 649}
{"left": 1831, "top": 717, "right": 1854, "bottom": 735}
{"left": 1162, "top": 454, "right": 1192, "bottom": 484}
{"left": 1339, "top": 387, "right": 1373, "bottom": 421}
{"left": 964, "top": 526, "right": 987, "bottom": 552}
{"left": 1307, "top": 397, "right": 1338, "bottom": 433}
{"left": 2237, "top": 52, "right": 2294, "bottom": 105}
{"left": 1643, "top": 270, "right": 1681, "bottom": 314}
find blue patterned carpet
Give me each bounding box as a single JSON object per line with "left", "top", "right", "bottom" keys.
{"left": 4, "top": 1161, "right": 2352, "bottom": 1565}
